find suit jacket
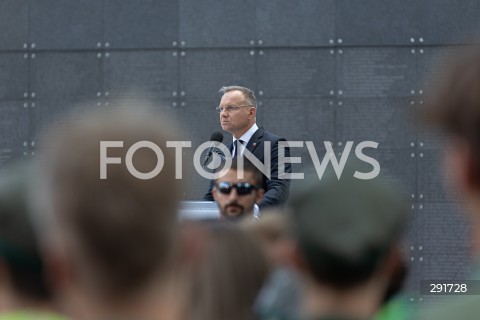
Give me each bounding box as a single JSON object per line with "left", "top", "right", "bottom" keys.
{"left": 203, "top": 127, "right": 291, "bottom": 209}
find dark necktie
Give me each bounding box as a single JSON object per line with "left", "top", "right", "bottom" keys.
{"left": 233, "top": 139, "right": 244, "bottom": 158}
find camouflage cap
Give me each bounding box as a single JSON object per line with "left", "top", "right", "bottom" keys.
{"left": 288, "top": 161, "right": 408, "bottom": 286}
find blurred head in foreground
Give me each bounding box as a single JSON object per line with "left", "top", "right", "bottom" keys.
{"left": 287, "top": 163, "right": 408, "bottom": 319}
{"left": 0, "top": 161, "right": 58, "bottom": 315}
{"left": 213, "top": 158, "right": 264, "bottom": 220}
{"left": 242, "top": 211, "right": 302, "bottom": 320}
{"left": 242, "top": 211, "right": 291, "bottom": 266}
{"left": 178, "top": 222, "right": 269, "bottom": 320}
{"left": 31, "top": 101, "right": 183, "bottom": 320}
{"left": 416, "top": 46, "right": 480, "bottom": 320}
{"left": 422, "top": 48, "right": 480, "bottom": 256}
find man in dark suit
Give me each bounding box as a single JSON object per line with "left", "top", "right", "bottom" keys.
{"left": 203, "top": 85, "right": 291, "bottom": 209}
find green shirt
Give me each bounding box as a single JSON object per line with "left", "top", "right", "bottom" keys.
{"left": 374, "top": 297, "right": 413, "bottom": 320}
{"left": 0, "top": 311, "right": 66, "bottom": 320}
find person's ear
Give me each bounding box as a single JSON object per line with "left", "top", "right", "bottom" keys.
{"left": 212, "top": 186, "right": 219, "bottom": 201}
{"left": 0, "top": 259, "right": 11, "bottom": 287}
{"left": 249, "top": 107, "right": 256, "bottom": 119}
{"left": 43, "top": 245, "right": 75, "bottom": 299}
{"left": 378, "top": 246, "right": 407, "bottom": 303}
{"left": 288, "top": 244, "right": 309, "bottom": 273}
{"left": 0, "top": 259, "right": 11, "bottom": 312}
{"left": 445, "top": 137, "right": 480, "bottom": 195}
{"left": 255, "top": 188, "right": 265, "bottom": 204}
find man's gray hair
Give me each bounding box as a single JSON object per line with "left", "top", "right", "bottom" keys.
{"left": 219, "top": 86, "right": 257, "bottom": 108}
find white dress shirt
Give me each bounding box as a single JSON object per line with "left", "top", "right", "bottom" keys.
{"left": 232, "top": 123, "right": 260, "bottom": 219}
{"left": 232, "top": 123, "right": 259, "bottom": 156}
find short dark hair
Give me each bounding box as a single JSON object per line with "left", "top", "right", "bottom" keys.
{"left": 217, "top": 158, "right": 263, "bottom": 187}
{"left": 219, "top": 86, "right": 257, "bottom": 109}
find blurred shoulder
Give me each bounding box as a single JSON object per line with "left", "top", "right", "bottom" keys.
{"left": 418, "top": 296, "right": 480, "bottom": 320}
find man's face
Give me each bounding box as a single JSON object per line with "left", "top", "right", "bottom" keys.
{"left": 219, "top": 90, "right": 255, "bottom": 138}
{"left": 213, "top": 169, "right": 264, "bottom": 220}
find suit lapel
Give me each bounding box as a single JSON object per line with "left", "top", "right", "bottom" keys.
{"left": 245, "top": 127, "right": 264, "bottom": 154}
{"left": 226, "top": 141, "right": 234, "bottom": 157}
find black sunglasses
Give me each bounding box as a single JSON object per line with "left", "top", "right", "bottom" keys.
{"left": 215, "top": 182, "right": 258, "bottom": 195}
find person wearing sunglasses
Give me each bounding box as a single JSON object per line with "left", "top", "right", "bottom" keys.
{"left": 204, "top": 85, "right": 291, "bottom": 209}
{"left": 212, "top": 158, "right": 265, "bottom": 220}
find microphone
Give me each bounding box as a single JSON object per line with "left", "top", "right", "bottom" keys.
{"left": 202, "top": 131, "right": 224, "bottom": 168}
